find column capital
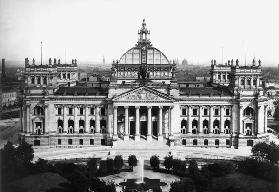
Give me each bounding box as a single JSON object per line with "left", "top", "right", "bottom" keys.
{"left": 159, "top": 106, "right": 163, "bottom": 109}
{"left": 147, "top": 106, "right": 152, "bottom": 109}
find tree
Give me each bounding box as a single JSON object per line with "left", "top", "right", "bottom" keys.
{"left": 87, "top": 158, "right": 98, "bottom": 178}
{"left": 150, "top": 155, "right": 160, "bottom": 171}
{"left": 188, "top": 160, "right": 199, "bottom": 176}
{"left": 128, "top": 155, "right": 137, "bottom": 169}
{"left": 114, "top": 155, "right": 123, "bottom": 173}
{"left": 163, "top": 155, "right": 173, "bottom": 171}
{"left": 252, "top": 142, "right": 279, "bottom": 164}
{"left": 16, "top": 141, "right": 34, "bottom": 165}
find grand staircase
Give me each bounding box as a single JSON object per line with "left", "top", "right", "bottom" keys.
{"left": 113, "top": 136, "right": 169, "bottom": 149}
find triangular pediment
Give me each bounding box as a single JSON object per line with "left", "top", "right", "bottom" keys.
{"left": 112, "top": 86, "right": 174, "bottom": 102}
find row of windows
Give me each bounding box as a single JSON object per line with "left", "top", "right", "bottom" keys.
{"left": 58, "top": 73, "right": 71, "bottom": 79}
{"left": 182, "top": 139, "right": 230, "bottom": 146}
{"left": 181, "top": 108, "right": 230, "bottom": 116}
{"left": 57, "top": 107, "right": 106, "bottom": 116}
{"left": 33, "top": 139, "right": 107, "bottom": 146}
{"left": 240, "top": 78, "right": 258, "bottom": 86}
{"left": 30, "top": 76, "right": 47, "bottom": 85}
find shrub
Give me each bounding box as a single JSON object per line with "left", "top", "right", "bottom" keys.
{"left": 99, "top": 160, "right": 108, "bottom": 176}
{"left": 206, "top": 162, "right": 236, "bottom": 177}
{"left": 106, "top": 158, "right": 114, "bottom": 174}
{"left": 114, "top": 155, "right": 123, "bottom": 173}
{"left": 87, "top": 158, "right": 98, "bottom": 178}
{"left": 128, "top": 155, "right": 137, "bottom": 169}
{"left": 172, "top": 159, "right": 186, "bottom": 176}
{"left": 163, "top": 155, "right": 173, "bottom": 171}
{"left": 150, "top": 155, "right": 160, "bottom": 171}
{"left": 188, "top": 160, "right": 199, "bottom": 176}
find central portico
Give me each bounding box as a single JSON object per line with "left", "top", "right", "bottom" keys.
{"left": 112, "top": 86, "right": 175, "bottom": 142}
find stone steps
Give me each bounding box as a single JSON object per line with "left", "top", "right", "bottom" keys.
{"left": 113, "top": 137, "right": 169, "bottom": 149}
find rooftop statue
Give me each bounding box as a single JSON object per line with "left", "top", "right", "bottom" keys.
{"left": 32, "top": 58, "right": 35, "bottom": 65}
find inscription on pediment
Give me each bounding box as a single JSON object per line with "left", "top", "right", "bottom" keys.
{"left": 115, "top": 88, "right": 171, "bottom": 101}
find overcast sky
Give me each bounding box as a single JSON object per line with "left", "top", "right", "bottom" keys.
{"left": 0, "top": 0, "right": 278, "bottom": 66}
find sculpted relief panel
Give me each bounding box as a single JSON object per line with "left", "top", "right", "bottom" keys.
{"left": 116, "top": 88, "right": 168, "bottom": 101}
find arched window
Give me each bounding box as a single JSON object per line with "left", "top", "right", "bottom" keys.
{"left": 68, "top": 119, "right": 74, "bottom": 133}
{"left": 90, "top": 119, "right": 95, "bottom": 133}
{"left": 57, "top": 119, "right": 63, "bottom": 133}
{"left": 203, "top": 120, "right": 209, "bottom": 134}
{"left": 34, "top": 106, "right": 44, "bottom": 115}
{"left": 193, "top": 139, "right": 198, "bottom": 146}
{"left": 213, "top": 119, "right": 220, "bottom": 134}
{"left": 100, "top": 120, "right": 106, "bottom": 133}
{"left": 224, "top": 120, "right": 231, "bottom": 134}
{"left": 181, "top": 119, "right": 187, "bottom": 134}
{"left": 244, "top": 107, "right": 254, "bottom": 117}
{"left": 204, "top": 139, "right": 208, "bottom": 146}
{"left": 192, "top": 119, "right": 198, "bottom": 134}
{"left": 182, "top": 139, "right": 186, "bottom": 145}
{"left": 79, "top": 120, "right": 85, "bottom": 133}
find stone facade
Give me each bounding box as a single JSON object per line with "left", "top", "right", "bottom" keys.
{"left": 19, "top": 20, "right": 269, "bottom": 148}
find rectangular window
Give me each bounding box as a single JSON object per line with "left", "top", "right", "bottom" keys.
{"left": 214, "top": 108, "right": 219, "bottom": 116}
{"left": 253, "top": 79, "right": 257, "bottom": 86}
{"left": 79, "top": 139, "right": 83, "bottom": 145}
{"left": 101, "top": 107, "right": 106, "bottom": 116}
{"left": 225, "top": 108, "right": 230, "bottom": 116}
{"left": 247, "top": 79, "right": 251, "bottom": 85}
{"left": 58, "top": 108, "right": 62, "bottom": 115}
{"left": 90, "top": 139, "right": 94, "bottom": 145}
{"left": 241, "top": 79, "right": 245, "bottom": 85}
{"left": 68, "top": 139, "right": 72, "bottom": 145}
{"left": 69, "top": 108, "right": 73, "bottom": 115}
{"left": 182, "top": 108, "right": 186, "bottom": 116}
{"left": 223, "top": 74, "right": 226, "bottom": 80}
{"left": 58, "top": 139, "right": 61, "bottom": 145}
{"left": 226, "top": 139, "right": 230, "bottom": 145}
{"left": 31, "top": 77, "right": 35, "bottom": 84}
{"left": 193, "top": 108, "right": 198, "bottom": 116}
{"left": 63, "top": 73, "right": 66, "bottom": 79}
{"left": 204, "top": 108, "right": 208, "bottom": 116}
{"left": 80, "top": 108, "right": 84, "bottom": 115}
{"left": 90, "top": 108, "right": 94, "bottom": 115}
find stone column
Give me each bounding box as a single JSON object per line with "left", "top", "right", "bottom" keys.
{"left": 135, "top": 106, "right": 140, "bottom": 141}
{"left": 147, "top": 106, "right": 152, "bottom": 141}
{"left": 169, "top": 106, "right": 173, "bottom": 136}
{"left": 158, "top": 106, "right": 163, "bottom": 141}
{"left": 85, "top": 106, "right": 89, "bottom": 133}
{"left": 124, "top": 106, "right": 129, "bottom": 140}
{"left": 95, "top": 106, "right": 100, "bottom": 133}
{"left": 264, "top": 106, "right": 267, "bottom": 133}
{"left": 74, "top": 106, "right": 78, "bottom": 133}
{"left": 26, "top": 104, "right": 31, "bottom": 133}
{"left": 239, "top": 105, "right": 243, "bottom": 134}
{"left": 199, "top": 106, "right": 202, "bottom": 133}
{"left": 220, "top": 106, "right": 224, "bottom": 133}
{"left": 187, "top": 106, "right": 191, "bottom": 133}
{"left": 209, "top": 106, "right": 213, "bottom": 133}
{"left": 44, "top": 104, "right": 48, "bottom": 134}
{"left": 113, "top": 106, "right": 118, "bottom": 136}
{"left": 63, "top": 106, "right": 67, "bottom": 133}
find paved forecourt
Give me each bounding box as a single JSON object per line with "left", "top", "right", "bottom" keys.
{"left": 33, "top": 145, "right": 252, "bottom": 161}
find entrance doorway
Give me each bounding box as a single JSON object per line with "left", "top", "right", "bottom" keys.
{"left": 130, "top": 121, "right": 135, "bottom": 135}
{"left": 152, "top": 121, "right": 158, "bottom": 136}
{"left": 140, "top": 121, "right": 147, "bottom": 136}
